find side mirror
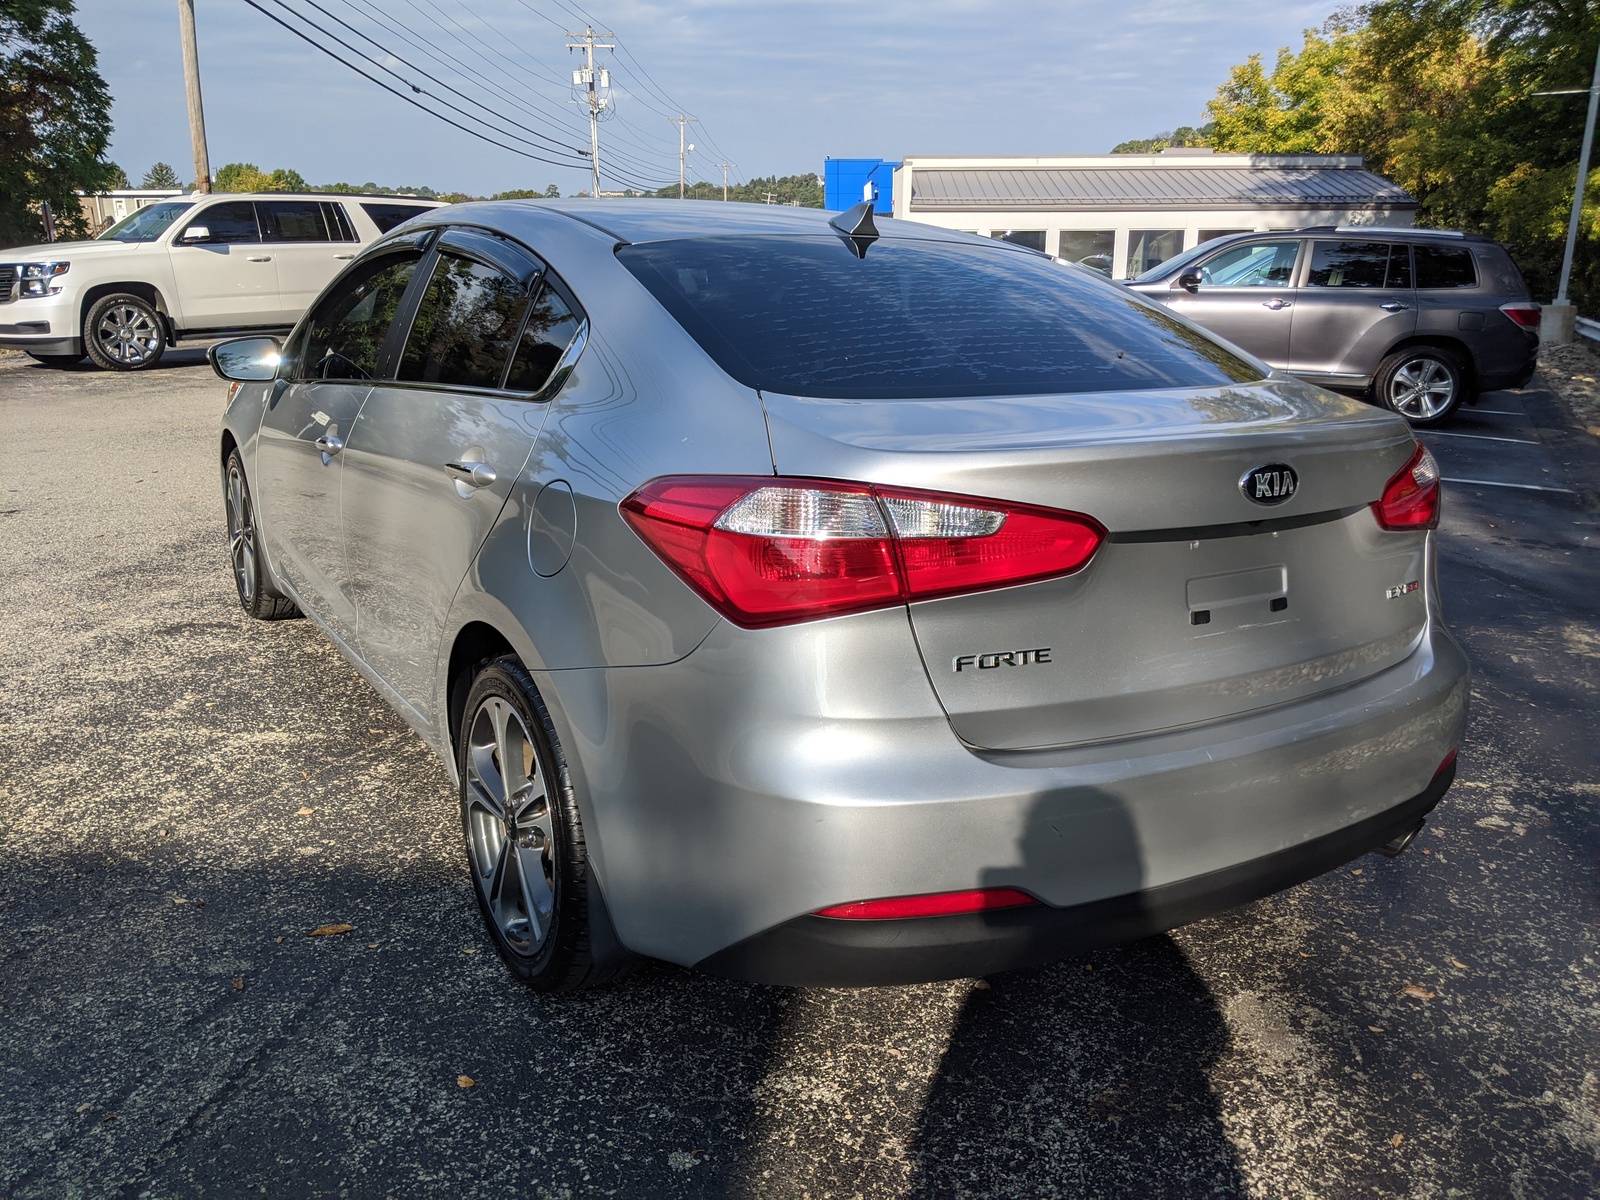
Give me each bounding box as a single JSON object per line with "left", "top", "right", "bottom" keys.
{"left": 1176, "top": 271, "right": 1201, "bottom": 293}
{"left": 179, "top": 225, "right": 211, "bottom": 243}
{"left": 209, "top": 335, "right": 282, "bottom": 382}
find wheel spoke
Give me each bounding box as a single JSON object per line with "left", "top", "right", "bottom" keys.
{"left": 516, "top": 844, "right": 552, "bottom": 944}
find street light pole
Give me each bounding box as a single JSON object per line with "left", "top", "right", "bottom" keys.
{"left": 1538, "top": 38, "right": 1600, "bottom": 343}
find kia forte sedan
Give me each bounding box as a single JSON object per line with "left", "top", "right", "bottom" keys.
{"left": 212, "top": 200, "right": 1468, "bottom": 991}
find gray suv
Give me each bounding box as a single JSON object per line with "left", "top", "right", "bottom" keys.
{"left": 1125, "top": 228, "right": 1541, "bottom": 426}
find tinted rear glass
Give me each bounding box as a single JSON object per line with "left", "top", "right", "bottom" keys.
{"left": 259, "top": 200, "right": 329, "bottom": 243}
{"left": 399, "top": 252, "right": 529, "bottom": 389}
{"left": 1415, "top": 245, "right": 1477, "bottom": 289}
{"left": 362, "top": 202, "right": 430, "bottom": 234}
{"left": 618, "top": 236, "right": 1262, "bottom": 399}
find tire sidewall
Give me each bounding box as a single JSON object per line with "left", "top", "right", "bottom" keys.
{"left": 1378, "top": 348, "right": 1466, "bottom": 427}
{"left": 84, "top": 292, "right": 166, "bottom": 372}
{"left": 457, "top": 658, "right": 588, "bottom": 989}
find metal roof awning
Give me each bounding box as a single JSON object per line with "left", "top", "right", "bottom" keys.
{"left": 908, "top": 166, "right": 1417, "bottom": 212}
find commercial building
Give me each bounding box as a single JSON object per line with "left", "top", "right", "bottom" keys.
{"left": 831, "top": 151, "right": 1417, "bottom": 279}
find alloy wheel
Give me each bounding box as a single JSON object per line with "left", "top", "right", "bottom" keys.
{"left": 95, "top": 303, "right": 161, "bottom": 366}
{"left": 1387, "top": 357, "right": 1456, "bottom": 421}
{"left": 464, "top": 696, "right": 557, "bottom": 957}
{"left": 225, "top": 462, "right": 258, "bottom": 605}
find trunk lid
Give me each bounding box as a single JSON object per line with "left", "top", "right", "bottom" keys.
{"left": 761, "top": 378, "right": 1429, "bottom": 750}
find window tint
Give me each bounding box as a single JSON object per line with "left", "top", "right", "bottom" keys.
{"left": 1305, "top": 241, "right": 1408, "bottom": 289}
{"left": 989, "top": 230, "right": 1046, "bottom": 253}
{"left": 298, "top": 251, "right": 420, "bottom": 381}
{"left": 192, "top": 201, "right": 260, "bottom": 244}
{"left": 504, "top": 284, "right": 581, "bottom": 393}
{"left": 1058, "top": 230, "right": 1114, "bottom": 276}
{"left": 1415, "top": 245, "right": 1477, "bottom": 289}
{"left": 1196, "top": 240, "right": 1299, "bottom": 287}
{"left": 1126, "top": 229, "right": 1184, "bottom": 277}
{"left": 618, "top": 235, "right": 1262, "bottom": 400}
{"left": 362, "top": 202, "right": 430, "bottom": 234}
{"left": 399, "top": 253, "right": 530, "bottom": 389}
{"left": 324, "top": 203, "right": 358, "bottom": 242}
{"left": 259, "top": 200, "right": 330, "bottom": 243}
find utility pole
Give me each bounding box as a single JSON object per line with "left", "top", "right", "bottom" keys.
{"left": 1531, "top": 38, "right": 1600, "bottom": 343}
{"left": 566, "top": 26, "right": 614, "bottom": 199}
{"left": 177, "top": 0, "right": 211, "bottom": 193}
{"left": 670, "top": 114, "right": 698, "bottom": 198}
{"left": 763, "top": 192, "right": 777, "bottom": 205}
{"left": 715, "top": 162, "right": 734, "bottom": 202}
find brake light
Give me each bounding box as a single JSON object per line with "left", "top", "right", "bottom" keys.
{"left": 620, "top": 476, "right": 1105, "bottom": 628}
{"left": 815, "top": 887, "right": 1040, "bottom": 920}
{"left": 1499, "top": 301, "right": 1541, "bottom": 331}
{"left": 1373, "top": 445, "right": 1441, "bottom": 530}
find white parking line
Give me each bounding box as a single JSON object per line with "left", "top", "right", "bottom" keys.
{"left": 1442, "top": 477, "right": 1575, "bottom": 494}
{"left": 1423, "top": 430, "right": 1539, "bottom": 445}
{"left": 1463, "top": 408, "right": 1531, "bottom": 417}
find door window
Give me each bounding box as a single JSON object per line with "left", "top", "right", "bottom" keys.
{"left": 398, "top": 252, "right": 530, "bottom": 389}
{"left": 297, "top": 251, "right": 421, "bottom": 381}
{"left": 192, "top": 201, "right": 260, "bottom": 244}
{"left": 1195, "top": 240, "right": 1299, "bottom": 287}
{"left": 1126, "top": 230, "right": 1184, "bottom": 277}
{"left": 1306, "top": 241, "right": 1409, "bottom": 289}
{"left": 1415, "top": 245, "right": 1477, "bottom": 289}
{"left": 259, "top": 200, "right": 332, "bottom": 243}
{"left": 504, "top": 284, "right": 582, "bottom": 393}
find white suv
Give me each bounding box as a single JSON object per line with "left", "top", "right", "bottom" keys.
{"left": 0, "top": 193, "right": 442, "bottom": 371}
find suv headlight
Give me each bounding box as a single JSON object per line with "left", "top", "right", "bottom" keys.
{"left": 19, "top": 262, "right": 70, "bottom": 296}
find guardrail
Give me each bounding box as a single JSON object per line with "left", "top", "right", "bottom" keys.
{"left": 1577, "top": 314, "right": 1600, "bottom": 343}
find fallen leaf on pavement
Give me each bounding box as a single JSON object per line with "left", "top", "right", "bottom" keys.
{"left": 367, "top": 942, "right": 380, "bottom": 948}
{"left": 972, "top": 979, "right": 991, "bottom": 990}
{"left": 231, "top": 978, "right": 244, "bottom": 992}
{"left": 76, "top": 1102, "right": 92, "bottom": 1114}
{"left": 296, "top": 807, "right": 315, "bottom": 817}
{"left": 457, "top": 1075, "right": 476, "bottom": 1089}
{"left": 307, "top": 923, "right": 354, "bottom": 937}
{"left": 1492, "top": 1064, "right": 1511, "bottom": 1076}
{"left": 1351, "top": 868, "right": 1364, "bottom": 875}
{"left": 274, "top": 936, "right": 285, "bottom": 944}
{"left": 1449, "top": 958, "right": 1468, "bottom": 970}
{"left": 1368, "top": 1026, "right": 1385, "bottom": 1033}
{"left": 1400, "top": 985, "right": 1436, "bottom": 1001}
{"left": 1390, "top": 1133, "right": 1404, "bottom": 1148}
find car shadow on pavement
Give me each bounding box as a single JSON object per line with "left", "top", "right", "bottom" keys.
{"left": 19, "top": 347, "right": 215, "bottom": 373}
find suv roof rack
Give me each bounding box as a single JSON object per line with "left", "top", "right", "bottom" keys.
{"left": 1333, "top": 225, "right": 1465, "bottom": 238}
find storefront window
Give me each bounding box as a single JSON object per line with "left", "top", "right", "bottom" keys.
{"left": 1198, "top": 229, "right": 1251, "bottom": 245}
{"left": 1126, "top": 229, "right": 1185, "bottom": 277}
{"left": 1058, "top": 230, "right": 1115, "bottom": 276}
{"left": 989, "top": 230, "right": 1046, "bottom": 253}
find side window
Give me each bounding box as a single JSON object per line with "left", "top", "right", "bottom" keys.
{"left": 1415, "top": 245, "right": 1477, "bottom": 289}
{"left": 1196, "top": 240, "right": 1299, "bottom": 287}
{"left": 191, "top": 201, "right": 260, "bottom": 244}
{"left": 1305, "top": 241, "right": 1394, "bottom": 288}
{"left": 362, "top": 202, "right": 429, "bottom": 234}
{"left": 323, "top": 203, "right": 358, "bottom": 242}
{"left": 1385, "top": 245, "right": 1412, "bottom": 289}
{"left": 259, "top": 200, "right": 331, "bottom": 243}
{"left": 504, "top": 283, "right": 581, "bottom": 393}
{"left": 398, "top": 252, "right": 530, "bottom": 389}
{"left": 298, "top": 252, "right": 421, "bottom": 381}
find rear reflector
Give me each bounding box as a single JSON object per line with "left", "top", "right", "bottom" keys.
{"left": 814, "top": 887, "right": 1040, "bottom": 920}
{"left": 1373, "top": 444, "right": 1441, "bottom": 530}
{"left": 1499, "top": 301, "right": 1541, "bottom": 331}
{"left": 1435, "top": 748, "right": 1458, "bottom": 776}
{"left": 621, "top": 476, "right": 1105, "bottom": 628}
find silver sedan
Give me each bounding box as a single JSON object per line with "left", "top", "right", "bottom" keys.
{"left": 212, "top": 200, "right": 1468, "bottom": 991}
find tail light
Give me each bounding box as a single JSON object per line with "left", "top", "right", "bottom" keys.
{"left": 815, "top": 887, "right": 1040, "bottom": 920}
{"left": 620, "top": 476, "right": 1105, "bottom": 628}
{"left": 1373, "top": 444, "right": 1441, "bottom": 530}
{"left": 1499, "top": 301, "right": 1541, "bottom": 331}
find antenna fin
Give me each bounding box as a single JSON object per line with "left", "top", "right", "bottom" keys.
{"left": 828, "top": 200, "right": 880, "bottom": 258}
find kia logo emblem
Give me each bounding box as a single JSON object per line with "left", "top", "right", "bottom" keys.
{"left": 1240, "top": 463, "right": 1298, "bottom": 505}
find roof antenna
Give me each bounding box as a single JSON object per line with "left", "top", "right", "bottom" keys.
{"left": 829, "top": 200, "right": 879, "bottom": 258}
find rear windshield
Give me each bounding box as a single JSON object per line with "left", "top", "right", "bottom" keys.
{"left": 618, "top": 235, "right": 1263, "bottom": 399}
{"left": 362, "top": 202, "right": 431, "bottom": 234}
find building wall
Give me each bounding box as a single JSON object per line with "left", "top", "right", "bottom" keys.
{"left": 76, "top": 190, "right": 186, "bottom": 234}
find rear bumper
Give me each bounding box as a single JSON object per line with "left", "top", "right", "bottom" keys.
{"left": 698, "top": 761, "right": 1454, "bottom": 985}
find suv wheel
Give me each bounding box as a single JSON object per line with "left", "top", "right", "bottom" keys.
{"left": 84, "top": 292, "right": 167, "bottom": 371}
{"left": 1375, "top": 347, "right": 1469, "bottom": 427}
{"left": 459, "top": 657, "right": 630, "bottom": 992}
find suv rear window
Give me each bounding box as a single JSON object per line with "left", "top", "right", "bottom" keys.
{"left": 1415, "top": 245, "right": 1477, "bottom": 289}
{"left": 618, "top": 236, "right": 1262, "bottom": 399}
{"left": 362, "top": 202, "right": 431, "bottom": 234}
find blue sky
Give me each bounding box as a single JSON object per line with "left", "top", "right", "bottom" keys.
{"left": 80, "top": 0, "right": 1333, "bottom": 196}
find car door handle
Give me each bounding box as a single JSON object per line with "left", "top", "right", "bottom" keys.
{"left": 315, "top": 434, "right": 344, "bottom": 455}
{"left": 1380, "top": 301, "right": 1409, "bottom": 312}
{"left": 445, "top": 461, "right": 497, "bottom": 488}
{"left": 248, "top": 255, "right": 273, "bottom": 263}
{"left": 1262, "top": 298, "right": 1291, "bottom": 310}
{"left": 334, "top": 253, "right": 355, "bottom": 260}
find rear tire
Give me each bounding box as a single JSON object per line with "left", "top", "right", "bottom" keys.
{"left": 224, "top": 449, "right": 300, "bottom": 620}
{"left": 26, "top": 352, "right": 83, "bottom": 367}
{"left": 459, "top": 656, "right": 631, "bottom": 992}
{"left": 83, "top": 292, "right": 166, "bottom": 371}
{"left": 1374, "top": 347, "right": 1469, "bottom": 427}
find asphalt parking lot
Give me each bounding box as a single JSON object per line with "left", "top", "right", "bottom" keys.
{"left": 1, "top": 350, "right": 1596, "bottom": 1200}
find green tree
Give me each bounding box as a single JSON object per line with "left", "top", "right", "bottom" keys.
{"left": 652, "top": 172, "right": 823, "bottom": 206}
{"left": 0, "top": 0, "right": 117, "bottom": 246}
{"left": 1110, "top": 125, "right": 1212, "bottom": 153}
{"left": 544, "top": 183, "right": 560, "bottom": 198}
{"left": 103, "top": 161, "right": 126, "bottom": 188}
{"left": 141, "top": 161, "right": 180, "bottom": 188}
{"left": 215, "top": 162, "right": 308, "bottom": 192}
